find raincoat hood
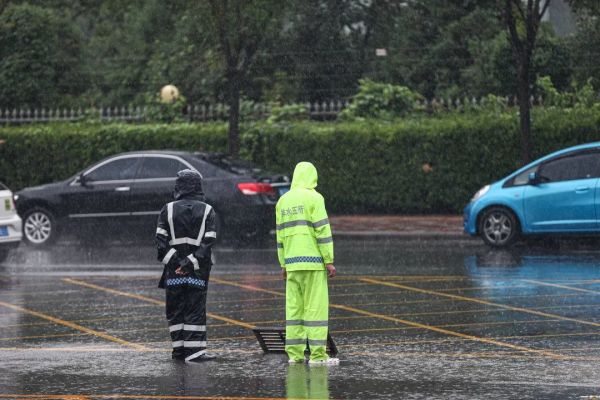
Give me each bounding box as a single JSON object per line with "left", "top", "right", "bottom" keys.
{"left": 291, "top": 162, "right": 318, "bottom": 190}
{"left": 173, "top": 169, "right": 205, "bottom": 200}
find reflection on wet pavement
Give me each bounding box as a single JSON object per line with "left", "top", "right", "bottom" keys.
{"left": 0, "top": 237, "right": 599, "bottom": 398}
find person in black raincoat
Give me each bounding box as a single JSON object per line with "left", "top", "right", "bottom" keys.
{"left": 155, "top": 169, "right": 217, "bottom": 362}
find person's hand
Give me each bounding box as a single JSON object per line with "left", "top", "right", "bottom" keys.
{"left": 326, "top": 264, "right": 336, "bottom": 278}
{"left": 281, "top": 268, "right": 287, "bottom": 280}
{"left": 175, "top": 266, "right": 188, "bottom": 275}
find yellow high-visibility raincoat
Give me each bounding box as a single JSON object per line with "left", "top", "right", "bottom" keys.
{"left": 276, "top": 161, "right": 334, "bottom": 361}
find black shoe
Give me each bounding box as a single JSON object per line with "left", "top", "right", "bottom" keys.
{"left": 185, "top": 352, "right": 217, "bottom": 362}
{"left": 172, "top": 353, "right": 185, "bottom": 360}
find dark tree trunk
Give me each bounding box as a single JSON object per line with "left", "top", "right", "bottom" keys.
{"left": 227, "top": 71, "right": 241, "bottom": 157}
{"left": 504, "top": 0, "right": 549, "bottom": 165}
{"left": 517, "top": 61, "right": 532, "bottom": 164}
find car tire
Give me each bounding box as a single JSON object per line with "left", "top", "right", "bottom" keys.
{"left": 478, "top": 207, "right": 519, "bottom": 248}
{"left": 22, "top": 207, "right": 57, "bottom": 246}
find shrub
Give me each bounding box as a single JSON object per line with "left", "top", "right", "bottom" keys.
{"left": 340, "top": 79, "right": 424, "bottom": 120}
{"left": 2, "top": 107, "right": 600, "bottom": 214}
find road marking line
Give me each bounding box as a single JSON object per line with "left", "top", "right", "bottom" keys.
{"left": 210, "top": 278, "right": 283, "bottom": 296}
{"left": 0, "top": 395, "right": 290, "bottom": 400}
{"left": 360, "top": 277, "right": 600, "bottom": 328}
{"left": 0, "top": 301, "right": 149, "bottom": 351}
{"left": 210, "top": 277, "right": 568, "bottom": 359}
{"left": 522, "top": 279, "right": 600, "bottom": 294}
{"left": 62, "top": 278, "right": 256, "bottom": 330}
{"left": 329, "top": 303, "right": 567, "bottom": 359}
{"left": 0, "top": 332, "right": 88, "bottom": 341}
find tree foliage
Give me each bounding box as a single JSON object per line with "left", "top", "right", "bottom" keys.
{"left": 0, "top": 3, "right": 85, "bottom": 108}
{"left": 0, "top": 0, "right": 595, "bottom": 114}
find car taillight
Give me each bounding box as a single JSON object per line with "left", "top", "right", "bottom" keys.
{"left": 237, "top": 182, "right": 276, "bottom": 196}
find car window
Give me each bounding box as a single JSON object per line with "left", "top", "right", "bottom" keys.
{"left": 86, "top": 157, "right": 140, "bottom": 181}
{"left": 540, "top": 152, "right": 600, "bottom": 183}
{"left": 511, "top": 165, "right": 539, "bottom": 186}
{"left": 138, "top": 157, "right": 189, "bottom": 179}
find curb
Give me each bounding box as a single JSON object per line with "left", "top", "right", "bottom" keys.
{"left": 332, "top": 230, "right": 476, "bottom": 241}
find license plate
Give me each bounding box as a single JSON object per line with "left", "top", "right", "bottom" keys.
{"left": 0, "top": 226, "right": 7, "bottom": 237}
{"left": 278, "top": 187, "right": 290, "bottom": 196}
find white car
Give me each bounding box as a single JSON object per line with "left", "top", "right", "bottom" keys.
{"left": 0, "top": 183, "right": 21, "bottom": 261}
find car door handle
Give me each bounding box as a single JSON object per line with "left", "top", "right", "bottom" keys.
{"left": 115, "top": 186, "right": 130, "bottom": 192}
{"left": 575, "top": 186, "right": 590, "bottom": 193}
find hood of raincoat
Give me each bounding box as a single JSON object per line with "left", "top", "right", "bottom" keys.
{"left": 291, "top": 161, "right": 318, "bottom": 190}
{"left": 173, "top": 169, "right": 205, "bottom": 200}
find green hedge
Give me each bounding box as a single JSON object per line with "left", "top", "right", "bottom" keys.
{"left": 1, "top": 108, "right": 600, "bottom": 214}
{"left": 0, "top": 123, "right": 227, "bottom": 190}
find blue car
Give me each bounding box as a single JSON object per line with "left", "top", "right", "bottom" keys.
{"left": 464, "top": 142, "right": 600, "bottom": 247}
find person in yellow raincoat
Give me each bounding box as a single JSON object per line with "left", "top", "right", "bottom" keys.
{"left": 276, "top": 161, "right": 339, "bottom": 365}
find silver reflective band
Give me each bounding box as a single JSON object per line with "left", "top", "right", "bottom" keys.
{"left": 285, "top": 339, "right": 306, "bottom": 346}
{"left": 169, "top": 204, "right": 212, "bottom": 246}
{"left": 162, "top": 248, "right": 176, "bottom": 265}
{"left": 172, "top": 340, "right": 184, "bottom": 348}
{"left": 276, "top": 218, "right": 330, "bottom": 230}
{"left": 308, "top": 339, "right": 327, "bottom": 346}
{"left": 313, "top": 218, "right": 330, "bottom": 228}
{"left": 167, "top": 202, "right": 176, "bottom": 240}
{"left": 183, "top": 341, "right": 207, "bottom": 347}
{"left": 277, "top": 220, "right": 311, "bottom": 230}
{"left": 169, "top": 323, "right": 184, "bottom": 332}
{"left": 183, "top": 324, "right": 206, "bottom": 332}
{"left": 185, "top": 350, "right": 206, "bottom": 361}
{"left": 187, "top": 254, "right": 199, "bottom": 270}
{"left": 316, "top": 237, "right": 333, "bottom": 244}
{"left": 303, "top": 320, "right": 328, "bottom": 327}
{"left": 286, "top": 320, "right": 328, "bottom": 327}
{"left": 205, "top": 231, "right": 217, "bottom": 238}
{"left": 156, "top": 227, "right": 168, "bottom": 236}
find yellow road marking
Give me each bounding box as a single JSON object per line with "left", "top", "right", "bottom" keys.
{"left": 210, "top": 277, "right": 283, "bottom": 296}
{"left": 62, "top": 278, "right": 256, "bottom": 330}
{"left": 210, "top": 277, "right": 568, "bottom": 359}
{"left": 329, "top": 303, "right": 567, "bottom": 359}
{"left": 360, "top": 277, "right": 600, "bottom": 328}
{"left": 0, "top": 346, "right": 157, "bottom": 352}
{"left": 347, "top": 330, "right": 600, "bottom": 348}
{"left": 0, "top": 318, "right": 234, "bottom": 331}
{"left": 0, "top": 395, "right": 293, "bottom": 400}
{"left": 522, "top": 279, "right": 600, "bottom": 294}
{"left": 0, "top": 301, "right": 148, "bottom": 351}
{"left": 0, "top": 332, "right": 88, "bottom": 341}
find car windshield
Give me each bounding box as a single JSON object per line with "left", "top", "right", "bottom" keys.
{"left": 192, "top": 153, "right": 263, "bottom": 176}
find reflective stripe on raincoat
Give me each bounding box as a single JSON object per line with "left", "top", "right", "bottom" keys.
{"left": 276, "top": 162, "right": 334, "bottom": 271}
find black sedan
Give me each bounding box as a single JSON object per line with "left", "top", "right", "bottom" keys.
{"left": 15, "top": 151, "right": 290, "bottom": 246}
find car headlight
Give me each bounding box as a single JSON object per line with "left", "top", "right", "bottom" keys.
{"left": 471, "top": 184, "right": 490, "bottom": 202}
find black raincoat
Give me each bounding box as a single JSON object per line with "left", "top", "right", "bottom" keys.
{"left": 155, "top": 169, "right": 217, "bottom": 361}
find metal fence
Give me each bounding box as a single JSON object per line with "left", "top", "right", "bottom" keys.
{"left": 0, "top": 96, "right": 542, "bottom": 124}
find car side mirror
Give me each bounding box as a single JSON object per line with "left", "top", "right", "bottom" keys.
{"left": 528, "top": 172, "right": 539, "bottom": 185}
{"left": 79, "top": 173, "right": 90, "bottom": 187}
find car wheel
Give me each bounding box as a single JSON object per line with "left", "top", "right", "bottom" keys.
{"left": 479, "top": 207, "right": 519, "bottom": 248}
{"left": 23, "top": 207, "right": 57, "bottom": 246}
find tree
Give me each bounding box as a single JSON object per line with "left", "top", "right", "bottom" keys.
{"left": 0, "top": 3, "right": 86, "bottom": 108}
{"left": 504, "top": 0, "right": 550, "bottom": 164}
{"left": 207, "top": 0, "right": 285, "bottom": 157}
{"left": 465, "top": 25, "right": 571, "bottom": 96}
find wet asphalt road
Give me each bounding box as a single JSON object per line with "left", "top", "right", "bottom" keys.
{"left": 1, "top": 236, "right": 600, "bottom": 399}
